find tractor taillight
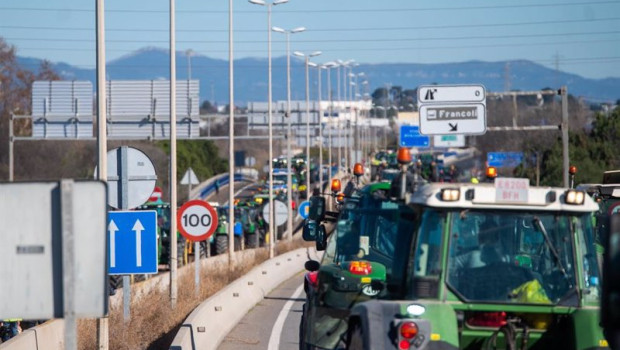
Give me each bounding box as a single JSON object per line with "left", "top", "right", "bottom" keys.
{"left": 307, "top": 271, "right": 319, "bottom": 288}
{"left": 398, "top": 339, "right": 411, "bottom": 349}
{"left": 399, "top": 321, "right": 418, "bottom": 339}
{"left": 348, "top": 261, "right": 372, "bottom": 275}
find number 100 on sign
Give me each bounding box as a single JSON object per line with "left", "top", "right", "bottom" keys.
{"left": 177, "top": 200, "right": 218, "bottom": 241}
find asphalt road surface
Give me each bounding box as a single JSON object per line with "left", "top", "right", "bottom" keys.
{"left": 218, "top": 272, "right": 306, "bottom": 350}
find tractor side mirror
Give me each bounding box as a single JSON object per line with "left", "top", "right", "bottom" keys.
{"left": 602, "top": 212, "right": 620, "bottom": 345}
{"left": 309, "top": 196, "right": 326, "bottom": 222}
{"left": 316, "top": 224, "right": 328, "bottom": 251}
{"left": 302, "top": 220, "right": 317, "bottom": 242}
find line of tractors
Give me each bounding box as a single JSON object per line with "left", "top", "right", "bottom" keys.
{"left": 299, "top": 148, "right": 620, "bottom": 350}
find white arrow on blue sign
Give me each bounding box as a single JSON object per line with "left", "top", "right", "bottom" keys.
{"left": 108, "top": 210, "right": 158, "bottom": 275}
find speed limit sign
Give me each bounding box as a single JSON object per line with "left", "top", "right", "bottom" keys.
{"left": 177, "top": 200, "right": 218, "bottom": 241}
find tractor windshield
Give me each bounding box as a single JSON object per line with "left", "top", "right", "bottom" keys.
{"left": 444, "top": 210, "right": 599, "bottom": 305}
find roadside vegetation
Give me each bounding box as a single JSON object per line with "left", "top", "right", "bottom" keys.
{"left": 77, "top": 239, "right": 311, "bottom": 350}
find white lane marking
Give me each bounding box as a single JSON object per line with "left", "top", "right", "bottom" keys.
{"left": 268, "top": 284, "right": 305, "bottom": 350}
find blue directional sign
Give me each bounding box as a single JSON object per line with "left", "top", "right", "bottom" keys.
{"left": 108, "top": 210, "right": 158, "bottom": 275}
{"left": 298, "top": 201, "right": 310, "bottom": 219}
{"left": 400, "top": 125, "right": 430, "bottom": 147}
{"left": 487, "top": 152, "right": 524, "bottom": 168}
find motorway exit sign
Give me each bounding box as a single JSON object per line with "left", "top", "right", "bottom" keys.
{"left": 417, "top": 84, "right": 487, "bottom": 136}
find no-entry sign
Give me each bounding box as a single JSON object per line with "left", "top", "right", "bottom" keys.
{"left": 177, "top": 200, "right": 218, "bottom": 242}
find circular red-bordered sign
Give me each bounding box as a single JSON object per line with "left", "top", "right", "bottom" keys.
{"left": 177, "top": 200, "right": 218, "bottom": 242}
{"left": 609, "top": 202, "right": 620, "bottom": 216}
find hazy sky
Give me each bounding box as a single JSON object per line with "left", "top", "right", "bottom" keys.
{"left": 1, "top": 0, "right": 619, "bottom": 79}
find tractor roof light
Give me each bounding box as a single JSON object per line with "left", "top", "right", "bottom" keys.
{"left": 331, "top": 179, "right": 342, "bottom": 193}
{"left": 569, "top": 165, "right": 578, "bottom": 175}
{"left": 486, "top": 166, "right": 498, "bottom": 179}
{"left": 397, "top": 147, "right": 412, "bottom": 165}
{"left": 353, "top": 163, "right": 364, "bottom": 177}
{"left": 441, "top": 188, "right": 460, "bottom": 201}
{"left": 336, "top": 192, "right": 345, "bottom": 204}
{"left": 565, "top": 189, "right": 585, "bottom": 205}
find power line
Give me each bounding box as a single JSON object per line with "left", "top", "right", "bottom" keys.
{"left": 6, "top": 30, "right": 620, "bottom": 44}
{"left": 0, "top": 0, "right": 617, "bottom": 14}
{"left": 16, "top": 56, "right": 620, "bottom": 70}
{"left": 14, "top": 38, "right": 620, "bottom": 54}
{"left": 1, "top": 16, "right": 618, "bottom": 33}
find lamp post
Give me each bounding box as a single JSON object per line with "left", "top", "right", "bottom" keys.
{"left": 272, "top": 25, "right": 305, "bottom": 240}
{"left": 249, "top": 0, "right": 288, "bottom": 258}
{"left": 317, "top": 64, "right": 324, "bottom": 190}
{"left": 294, "top": 50, "right": 321, "bottom": 198}
{"left": 323, "top": 62, "right": 335, "bottom": 185}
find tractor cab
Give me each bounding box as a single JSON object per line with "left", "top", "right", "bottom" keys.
{"left": 300, "top": 181, "right": 417, "bottom": 349}
{"left": 345, "top": 179, "right": 607, "bottom": 350}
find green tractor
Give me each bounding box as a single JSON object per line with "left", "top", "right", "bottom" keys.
{"left": 344, "top": 181, "right": 607, "bottom": 350}
{"left": 136, "top": 201, "right": 187, "bottom": 268}
{"left": 300, "top": 182, "right": 417, "bottom": 349}
{"left": 212, "top": 203, "right": 260, "bottom": 255}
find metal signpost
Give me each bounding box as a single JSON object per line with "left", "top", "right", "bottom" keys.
{"left": 98, "top": 146, "right": 157, "bottom": 322}
{"left": 108, "top": 211, "right": 158, "bottom": 275}
{"left": 181, "top": 167, "right": 200, "bottom": 200}
{"left": 0, "top": 180, "right": 107, "bottom": 350}
{"left": 418, "top": 84, "right": 487, "bottom": 136}
{"left": 399, "top": 125, "right": 430, "bottom": 147}
{"left": 177, "top": 200, "right": 219, "bottom": 295}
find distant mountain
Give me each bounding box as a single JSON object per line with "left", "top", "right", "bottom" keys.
{"left": 17, "top": 47, "right": 620, "bottom": 105}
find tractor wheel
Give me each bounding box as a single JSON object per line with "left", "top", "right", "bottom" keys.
{"left": 215, "top": 235, "right": 228, "bottom": 255}
{"left": 234, "top": 236, "right": 242, "bottom": 251}
{"left": 347, "top": 324, "right": 365, "bottom": 350}
{"left": 246, "top": 233, "right": 258, "bottom": 248}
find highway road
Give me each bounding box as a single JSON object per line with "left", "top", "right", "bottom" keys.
{"left": 218, "top": 272, "right": 306, "bottom": 350}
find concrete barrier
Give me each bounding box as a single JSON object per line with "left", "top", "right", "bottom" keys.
{"left": 169, "top": 247, "right": 319, "bottom": 350}
{"left": 0, "top": 320, "right": 64, "bottom": 350}
{"left": 0, "top": 246, "right": 315, "bottom": 350}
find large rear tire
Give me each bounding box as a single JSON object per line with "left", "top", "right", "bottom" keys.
{"left": 215, "top": 235, "right": 228, "bottom": 255}
{"left": 298, "top": 303, "right": 316, "bottom": 350}
{"left": 246, "top": 233, "right": 258, "bottom": 248}
{"left": 347, "top": 324, "right": 365, "bottom": 350}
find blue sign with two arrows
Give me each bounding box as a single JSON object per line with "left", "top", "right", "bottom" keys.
{"left": 400, "top": 125, "right": 430, "bottom": 147}
{"left": 108, "top": 211, "right": 158, "bottom": 275}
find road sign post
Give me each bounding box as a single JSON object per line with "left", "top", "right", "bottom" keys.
{"left": 177, "top": 200, "right": 219, "bottom": 295}
{"left": 417, "top": 84, "right": 487, "bottom": 136}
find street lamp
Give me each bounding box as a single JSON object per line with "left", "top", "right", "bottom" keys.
{"left": 294, "top": 50, "right": 321, "bottom": 198}
{"left": 272, "top": 25, "right": 305, "bottom": 240}
{"left": 249, "top": 0, "right": 288, "bottom": 259}
{"left": 322, "top": 61, "right": 336, "bottom": 186}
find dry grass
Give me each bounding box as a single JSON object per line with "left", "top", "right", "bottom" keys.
{"left": 77, "top": 239, "right": 311, "bottom": 350}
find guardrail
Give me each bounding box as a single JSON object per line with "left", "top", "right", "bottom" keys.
{"left": 191, "top": 169, "right": 258, "bottom": 201}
